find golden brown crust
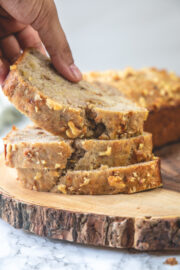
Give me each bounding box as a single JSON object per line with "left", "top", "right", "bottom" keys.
{"left": 17, "top": 158, "right": 162, "bottom": 195}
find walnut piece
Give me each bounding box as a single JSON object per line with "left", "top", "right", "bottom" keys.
{"left": 41, "top": 160, "right": 46, "bottom": 165}
{"left": 80, "top": 177, "right": 90, "bottom": 187}
{"left": 58, "top": 184, "right": 67, "bottom": 194}
{"left": 66, "top": 121, "right": 82, "bottom": 138}
{"left": 129, "top": 186, "right": 137, "bottom": 193}
{"left": 99, "top": 146, "right": 112, "bottom": 156}
{"left": 55, "top": 163, "right": 61, "bottom": 169}
{"left": 10, "top": 65, "right": 16, "bottom": 70}
{"left": 35, "top": 106, "right": 39, "bottom": 112}
{"left": 108, "top": 176, "right": 126, "bottom": 190}
{"left": 34, "top": 172, "right": 42, "bottom": 180}
{"left": 138, "top": 143, "right": 144, "bottom": 150}
{"left": 132, "top": 172, "right": 138, "bottom": 178}
{"left": 34, "top": 94, "right": 42, "bottom": 101}
{"left": 46, "top": 99, "right": 62, "bottom": 110}
{"left": 164, "top": 257, "right": 178, "bottom": 265}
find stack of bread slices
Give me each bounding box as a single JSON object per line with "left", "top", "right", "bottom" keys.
{"left": 2, "top": 49, "right": 162, "bottom": 195}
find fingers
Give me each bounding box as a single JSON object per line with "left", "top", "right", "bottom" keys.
{"left": 0, "top": 6, "right": 26, "bottom": 38}
{"left": 0, "top": 35, "right": 21, "bottom": 63}
{"left": 0, "top": 49, "right": 9, "bottom": 84}
{"left": 32, "top": 0, "right": 82, "bottom": 82}
{"left": 0, "top": 35, "right": 21, "bottom": 83}
{"left": 0, "top": 0, "right": 82, "bottom": 82}
{"left": 16, "top": 25, "right": 46, "bottom": 55}
{"left": 0, "top": 27, "right": 46, "bottom": 84}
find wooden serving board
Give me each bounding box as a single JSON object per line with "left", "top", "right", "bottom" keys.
{"left": 0, "top": 142, "right": 180, "bottom": 251}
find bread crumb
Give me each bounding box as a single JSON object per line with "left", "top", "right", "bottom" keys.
{"left": 164, "top": 257, "right": 178, "bottom": 265}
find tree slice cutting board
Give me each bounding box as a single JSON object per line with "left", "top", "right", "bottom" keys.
{"left": 0, "top": 142, "right": 180, "bottom": 251}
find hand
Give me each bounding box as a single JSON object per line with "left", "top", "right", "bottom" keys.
{"left": 0, "top": 0, "right": 82, "bottom": 84}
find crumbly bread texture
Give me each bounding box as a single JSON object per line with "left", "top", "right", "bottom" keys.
{"left": 4, "top": 126, "right": 153, "bottom": 170}
{"left": 84, "top": 68, "right": 180, "bottom": 147}
{"left": 17, "top": 158, "right": 162, "bottom": 195}
{"left": 2, "top": 49, "right": 148, "bottom": 140}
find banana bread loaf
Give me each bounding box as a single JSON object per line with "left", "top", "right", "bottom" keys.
{"left": 17, "top": 158, "right": 162, "bottom": 195}
{"left": 2, "top": 49, "right": 148, "bottom": 140}
{"left": 84, "top": 68, "right": 180, "bottom": 147}
{"left": 4, "top": 126, "right": 153, "bottom": 170}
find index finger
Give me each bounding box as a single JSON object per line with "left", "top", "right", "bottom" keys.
{"left": 32, "top": 0, "right": 82, "bottom": 82}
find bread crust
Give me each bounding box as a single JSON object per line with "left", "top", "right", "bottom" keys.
{"left": 17, "top": 158, "right": 162, "bottom": 195}
{"left": 144, "top": 105, "right": 180, "bottom": 147}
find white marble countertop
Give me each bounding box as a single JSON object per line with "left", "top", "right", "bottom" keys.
{"left": 1, "top": 0, "right": 180, "bottom": 269}
{"left": 1, "top": 219, "right": 180, "bottom": 270}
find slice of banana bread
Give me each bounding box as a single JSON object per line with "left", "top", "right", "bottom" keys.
{"left": 4, "top": 126, "right": 153, "bottom": 170}
{"left": 2, "top": 49, "right": 148, "bottom": 139}
{"left": 17, "top": 158, "right": 162, "bottom": 195}
{"left": 84, "top": 68, "right": 180, "bottom": 147}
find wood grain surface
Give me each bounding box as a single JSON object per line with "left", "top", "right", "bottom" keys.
{"left": 0, "top": 142, "right": 180, "bottom": 251}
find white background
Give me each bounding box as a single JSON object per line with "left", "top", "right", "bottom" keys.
{"left": 56, "top": 0, "right": 180, "bottom": 73}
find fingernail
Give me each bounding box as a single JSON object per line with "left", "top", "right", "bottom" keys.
{"left": 69, "top": 64, "right": 82, "bottom": 81}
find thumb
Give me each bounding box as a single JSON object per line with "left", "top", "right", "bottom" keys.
{"left": 32, "top": 0, "right": 82, "bottom": 82}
